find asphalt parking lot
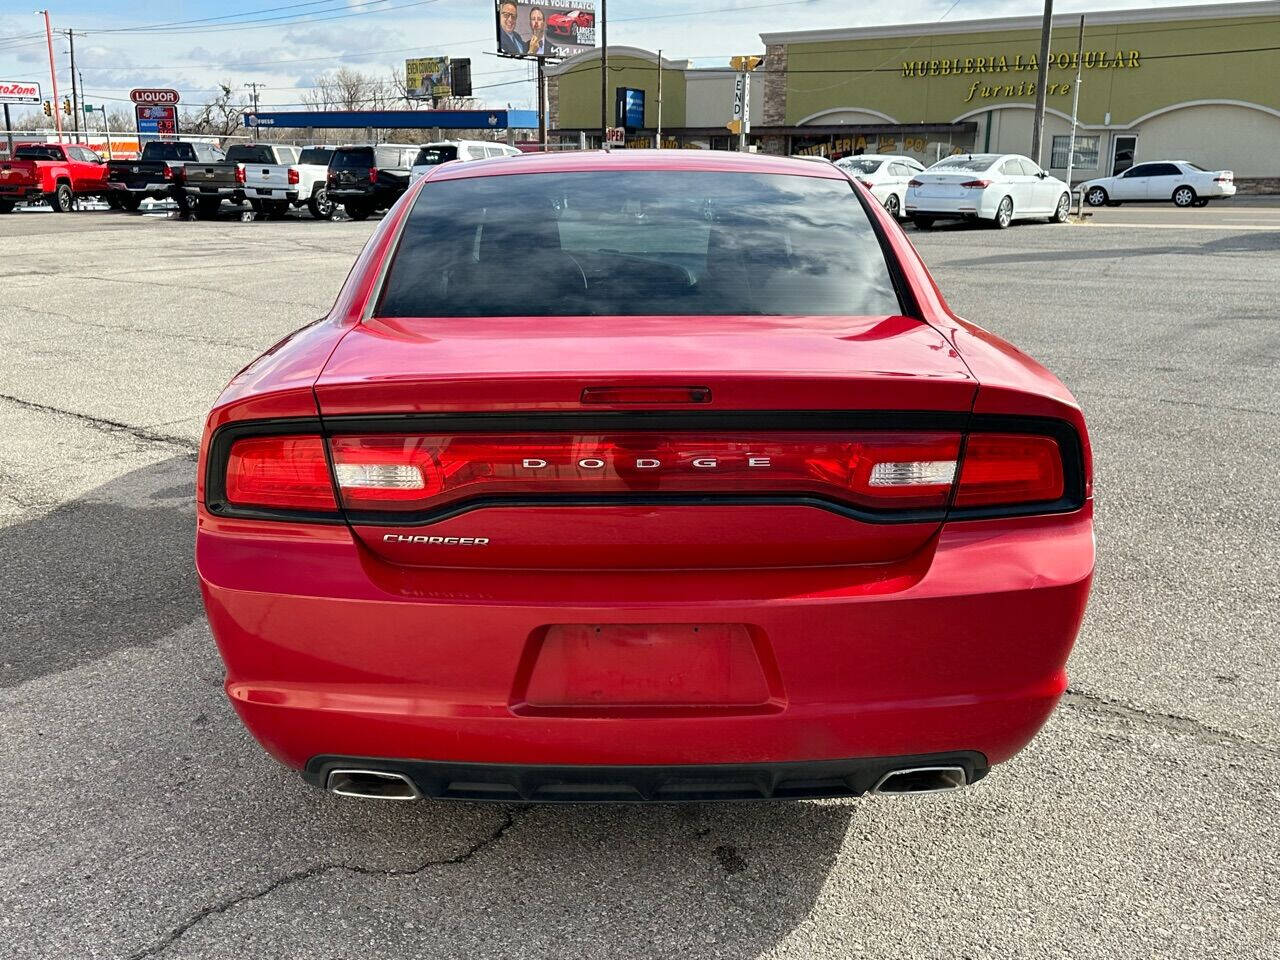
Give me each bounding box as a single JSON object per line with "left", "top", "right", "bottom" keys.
{"left": 1, "top": 201, "right": 1276, "bottom": 959}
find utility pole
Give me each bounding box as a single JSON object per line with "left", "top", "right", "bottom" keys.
{"left": 66, "top": 29, "right": 81, "bottom": 143}
{"left": 599, "top": 0, "right": 608, "bottom": 147}
{"left": 655, "top": 48, "right": 663, "bottom": 148}
{"left": 1030, "top": 0, "right": 1054, "bottom": 166}
{"left": 1064, "top": 15, "right": 1086, "bottom": 199}
{"left": 40, "top": 10, "right": 63, "bottom": 142}
{"left": 244, "top": 81, "right": 265, "bottom": 116}
{"left": 536, "top": 57, "right": 547, "bottom": 148}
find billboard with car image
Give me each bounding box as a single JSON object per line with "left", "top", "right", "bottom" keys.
{"left": 495, "top": 0, "right": 596, "bottom": 59}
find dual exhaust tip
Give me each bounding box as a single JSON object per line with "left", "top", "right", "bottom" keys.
{"left": 323, "top": 765, "right": 969, "bottom": 801}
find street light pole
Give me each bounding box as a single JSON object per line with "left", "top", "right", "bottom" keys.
{"left": 1064, "top": 15, "right": 1085, "bottom": 199}
{"left": 67, "top": 28, "right": 80, "bottom": 143}
{"left": 655, "top": 48, "right": 663, "bottom": 149}
{"left": 1029, "top": 0, "right": 1053, "bottom": 166}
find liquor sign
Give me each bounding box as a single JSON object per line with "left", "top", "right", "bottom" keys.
{"left": 136, "top": 103, "right": 179, "bottom": 140}
{"left": 0, "top": 80, "right": 42, "bottom": 104}
{"left": 130, "top": 88, "right": 181, "bottom": 105}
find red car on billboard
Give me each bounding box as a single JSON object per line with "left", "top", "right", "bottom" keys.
{"left": 547, "top": 9, "right": 593, "bottom": 35}
{"left": 197, "top": 150, "right": 1093, "bottom": 803}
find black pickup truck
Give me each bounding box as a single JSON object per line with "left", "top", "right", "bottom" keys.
{"left": 327, "top": 144, "right": 418, "bottom": 220}
{"left": 181, "top": 143, "right": 299, "bottom": 219}
{"left": 106, "top": 141, "right": 224, "bottom": 212}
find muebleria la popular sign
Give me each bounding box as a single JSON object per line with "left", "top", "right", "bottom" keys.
{"left": 902, "top": 48, "right": 1142, "bottom": 103}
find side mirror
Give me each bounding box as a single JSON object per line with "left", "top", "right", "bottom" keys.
{"left": 1037, "top": 171, "right": 1047, "bottom": 179}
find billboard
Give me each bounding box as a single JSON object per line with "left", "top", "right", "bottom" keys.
{"left": 495, "top": 0, "right": 596, "bottom": 60}
{"left": 406, "top": 57, "right": 452, "bottom": 99}
{"left": 0, "top": 80, "right": 41, "bottom": 104}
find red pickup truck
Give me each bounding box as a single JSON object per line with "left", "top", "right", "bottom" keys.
{"left": 0, "top": 142, "right": 112, "bottom": 213}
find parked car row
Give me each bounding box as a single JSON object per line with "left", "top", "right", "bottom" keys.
{"left": 0, "top": 139, "right": 521, "bottom": 219}
{"left": 831, "top": 151, "right": 1235, "bottom": 228}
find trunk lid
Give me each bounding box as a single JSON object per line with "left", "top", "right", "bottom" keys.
{"left": 316, "top": 314, "right": 977, "bottom": 570}
{"left": 911, "top": 171, "right": 979, "bottom": 199}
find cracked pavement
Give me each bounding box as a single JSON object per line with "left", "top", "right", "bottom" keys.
{"left": 1, "top": 207, "right": 1276, "bottom": 958}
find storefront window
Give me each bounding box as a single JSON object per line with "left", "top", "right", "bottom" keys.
{"left": 1051, "top": 135, "right": 1099, "bottom": 169}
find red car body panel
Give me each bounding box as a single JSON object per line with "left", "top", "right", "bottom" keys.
{"left": 196, "top": 151, "right": 1094, "bottom": 796}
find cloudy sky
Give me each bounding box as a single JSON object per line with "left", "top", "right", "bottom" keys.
{"left": 0, "top": 0, "right": 1217, "bottom": 118}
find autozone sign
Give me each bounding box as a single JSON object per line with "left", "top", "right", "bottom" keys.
{"left": 0, "top": 80, "right": 41, "bottom": 104}
{"left": 130, "top": 88, "right": 181, "bottom": 105}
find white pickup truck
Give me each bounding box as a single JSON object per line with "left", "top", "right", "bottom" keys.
{"left": 241, "top": 144, "right": 337, "bottom": 219}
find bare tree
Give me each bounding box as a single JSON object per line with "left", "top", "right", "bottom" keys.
{"left": 182, "top": 83, "right": 248, "bottom": 137}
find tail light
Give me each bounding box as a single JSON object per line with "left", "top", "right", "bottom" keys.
{"left": 234, "top": 163, "right": 246, "bottom": 185}
{"left": 327, "top": 170, "right": 336, "bottom": 185}
{"left": 908, "top": 178, "right": 923, "bottom": 187}
{"left": 960, "top": 179, "right": 992, "bottom": 189}
{"left": 212, "top": 427, "right": 1075, "bottom": 519}
{"left": 287, "top": 167, "right": 300, "bottom": 185}
{"left": 162, "top": 163, "right": 173, "bottom": 180}
{"left": 368, "top": 166, "right": 378, "bottom": 184}
{"left": 955, "top": 434, "right": 1063, "bottom": 507}
{"left": 1214, "top": 175, "right": 1231, "bottom": 182}
{"left": 224, "top": 436, "right": 336, "bottom": 510}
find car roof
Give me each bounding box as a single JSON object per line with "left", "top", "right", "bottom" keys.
{"left": 425, "top": 148, "right": 851, "bottom": 183}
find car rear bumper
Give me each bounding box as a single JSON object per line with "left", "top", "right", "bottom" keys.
{"left": 1204, "top": 183, "right": 1236, "bottom": 198}
{"left": 197, "top": 504, "right": 1093, "bottom": 773}
{"left": 904, "top": 193, "right": 996, "bottom": 218}
{"left": 303, "top": 751, "right": 990, "bottom": 802}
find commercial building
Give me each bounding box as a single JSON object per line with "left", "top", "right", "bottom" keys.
{"left": 547, "top": 1, "right": 1280, "bottom": 190}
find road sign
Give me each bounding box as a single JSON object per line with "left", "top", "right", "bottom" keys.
{"left": 0, "top": 80, "right": 41, "bottom": 104}
{"left": 130, "top": 88, "right": 180, "bottom": 105}
{"left": 606, "top": 126, "right": 625, "bottom": 144}
{"left": 729, "top": 72, "right": 751, "bottom": 137}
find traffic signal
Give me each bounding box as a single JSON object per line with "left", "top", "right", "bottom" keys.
{"left": 730, "top": 55, "right": 764, "bottom": 72}
{"left": 62, "top": 97, "right": 72, "bottom": 115}
{"left": 43, "top": 100, "right": 52, "bottom": 116}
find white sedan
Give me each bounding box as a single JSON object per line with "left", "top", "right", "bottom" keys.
{"left": 834, "top": 154, "right": 924, "bottom": 218}
{"left": 905, "top": 153, "right": 1071, "bottom": 229}
{"left": 1080, "top": 161, "right": 1235, "bottom": 208}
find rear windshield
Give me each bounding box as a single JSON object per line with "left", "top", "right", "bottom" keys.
{"left": 414, "top": 146, "right": 459, "bottom": 166}
{"left": 226, "top": 145, "right": 276, "bottom": 164}
{"left": 298, "top": 147, "right": 333, "bottom": 166}
{"left": 929, "top": 155, "right": 999, "bottom": 172}
{"left": 14, "top": 146, "right": 63, "bottom": 160}
{"left": 377, "top": 171, "right": 901, "bottom": 318}
{"left": 836, "top": 157, "right": 883, "bottom": 174}
{"left": 333, "top": 148, "right": 374, "bottom": 169}
{"left": 141, "top": 142, "right": 197, "bottom": 161}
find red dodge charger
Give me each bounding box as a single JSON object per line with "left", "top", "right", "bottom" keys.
{"left": 196, "top": 150, "right": 1093, "bottom": 802}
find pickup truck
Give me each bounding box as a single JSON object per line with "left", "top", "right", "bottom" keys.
{"left": 0, "top": 142, "right": 111, "bottom": 213}
{"left": 106, "top": 141, "right": 225, "bottom": 212}
{"left": 327, "top": 144, "right": 418, "bottom": 220}
{"left": 241, "top": 144, "right": 337, "bottom": 220}
{"left": 183, "top": 143, "right": 301, "bottom": 219}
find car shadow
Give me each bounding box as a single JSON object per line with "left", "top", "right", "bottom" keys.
{"left": 0, "top": 454, "right": 201, "bottom": 689}
{"left": 3, "top": 457, "right": 857, "bottom": 957}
